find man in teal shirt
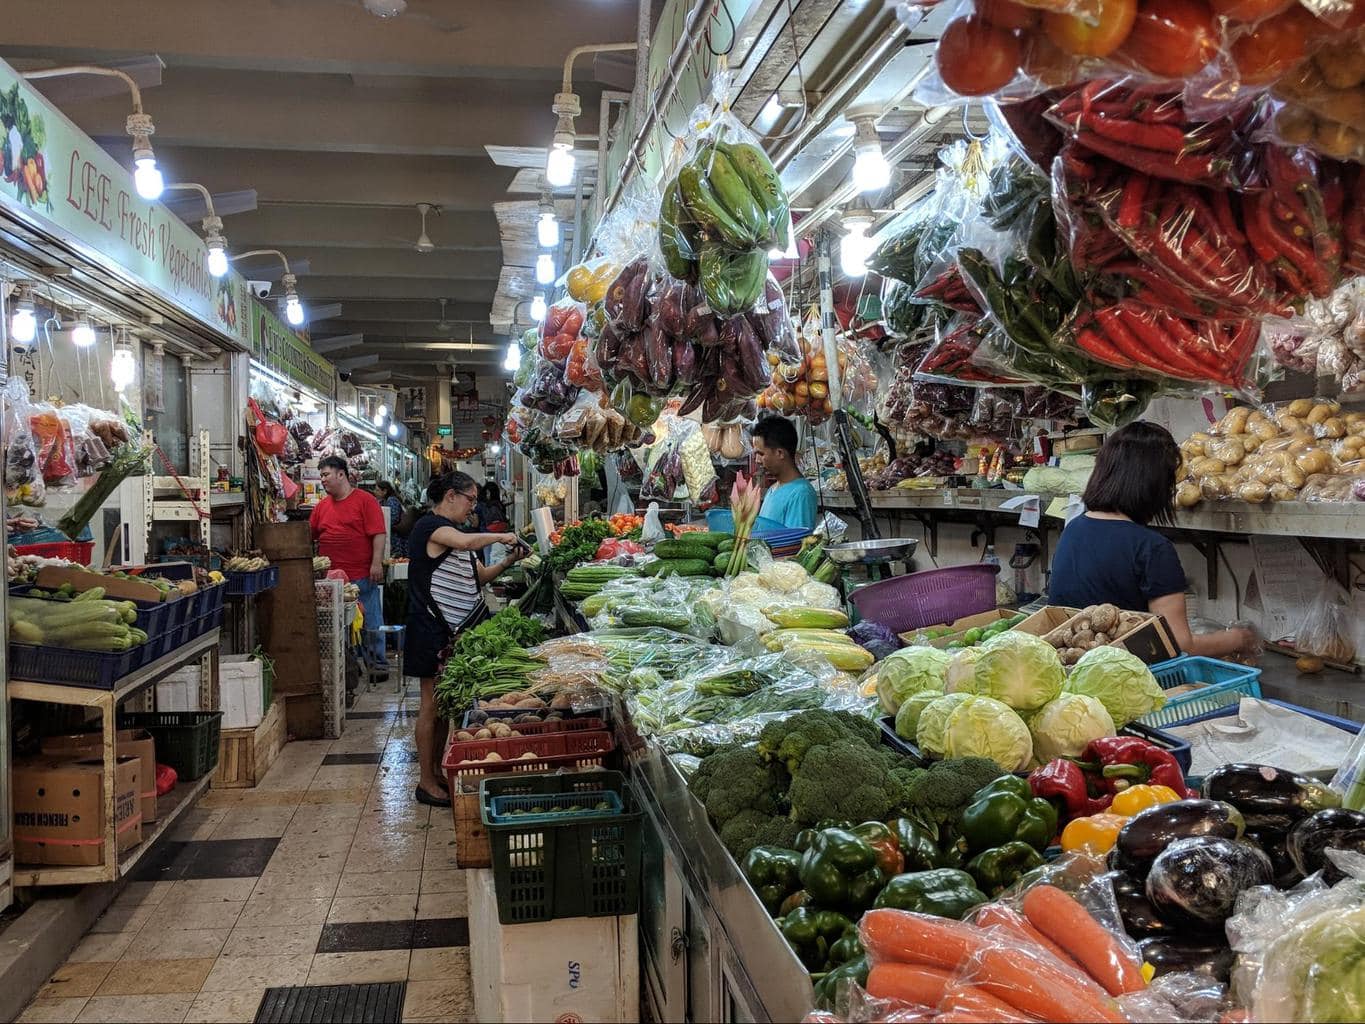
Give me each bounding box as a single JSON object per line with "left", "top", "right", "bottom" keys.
{"left": 752, "top": 416, "right": 818, "bottom": 530}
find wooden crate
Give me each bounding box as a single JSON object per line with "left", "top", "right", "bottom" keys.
{"left": 213, "top": 700, "right": 285, "bottom": 789}
{"left": 453, "top": 774, "right": 491, "bottom": 869}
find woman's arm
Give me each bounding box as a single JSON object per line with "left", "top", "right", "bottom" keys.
{"left": 428, "top": 525, "right": 516, "bottom": 552}
{"left": 476, "top": 550, "right": 523, "bottom": 584}
{"left": 1148, "top": 592, "right": 1256, "bottom": 659}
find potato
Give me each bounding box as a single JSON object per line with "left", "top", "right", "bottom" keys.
{"left": 549, "top": 692, "right": 574, "bottom": 710}
{"left": 1241, "top": 434, "right": 1262, "bottom": 454}
{"left": 1238, "top": 480, "right": 1269, "bottom": 503}
{"left": 1215, "top": 406, "right": 1251, "bottom": 435}
{"left": 1277, "top": 414, "right": 1307, "bottom": 434}
{"left": 1090, "top": 604, "right": 1120, "bottom": 634}
{"left": 1201, "top": 475, "right": 1231, "bottom": 500}
{"left": 455, "top": 730, "right": 474, "bottom": 742}
{"left": 1296, "top": 449, "right": 1332, "bottom": 475}
{"left": 1181, "top": 432, "right": 1214, "bottom": 458}
{"left": 1281, "top": 464, "right": 1307, "bottom": 490}
{"left": 1275, "top": 105, "right": 1317, "bottom": 145}
{"left": 1190, "top": 457, "right": 1228, "bottom": 477}
{"left": 1314, "top": 120, "right": 1363, "bottom": 162}
{"left": 1284, "top": 398, "right": 1315, "bottom": 418}
{"left": 1317, "top": 417, "right": 1347, "bottom": 439}
{"left": 1093, "top": 632, "right": 1110, "bottom": 645}
{"left": 1209, "top": 437, "right": 1247, "bottom": 466}
{"left": 1306, "top": 403, "right": 1334, "bottom": 425}
{"left": 484, "top": 751, "right": 503, "bottom": 761}
{"left": 1176, "top": 480, "right": 1202, "bottom": 508}
{"left": 1296, "top": 656, "right": 1326, "bottom": 674}
{"left": 1074, "top": 628, "right": 1096, "bottom": 647}
{"left": 475, "top": 727, "right": 493, "bottom": 739}
{"left": 519, "top": 751, "right": 538, "bottom": 759}
{"left": 1269, "top": 482, "right": 1299, "bottom": 502}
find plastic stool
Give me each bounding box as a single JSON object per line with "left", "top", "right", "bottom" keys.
{"left": 363, "top": 624, "right": 405, "bottom": 692}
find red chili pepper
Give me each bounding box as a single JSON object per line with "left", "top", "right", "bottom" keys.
{"left": 1117, "top": 174, "right": 1149, "bottom": 230}
{"left": 1208, "top": 189, "right": 1246, "bottom": 248}
{"left": 1094, "top": 307, "right": 1165, "bottom": 375}
{"left": 1075, "top": 131, "right": 1229, "bottom": 186}
{"left": 1112, "top": 305, "right": 1210, "bottom": 380}
{"left": 1075, "top": 326, "right": 1135, "bottom": 369}
{"left": 1080, "top": 114, "right": 1188, "bottom": 154}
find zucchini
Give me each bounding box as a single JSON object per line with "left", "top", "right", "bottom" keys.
{"left": 621, "top": 606, "right": 695, "bottom": 630}
{"left": 653, "top": 539, "right": 716, "bottom": 561}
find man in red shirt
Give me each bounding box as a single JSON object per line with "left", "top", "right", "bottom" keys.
{"left": 310, "top": 455, "right": 389, "bottom": 666}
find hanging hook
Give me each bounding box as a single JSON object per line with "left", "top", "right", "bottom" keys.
{"left": 961, "top": 104, "right": 987, "bottom": 142}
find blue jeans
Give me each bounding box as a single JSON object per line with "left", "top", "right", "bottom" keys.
{"left": 357, "top": 578, "right": 387, "bottom": 665}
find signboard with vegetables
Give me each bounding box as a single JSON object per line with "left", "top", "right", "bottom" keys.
{"left": 0, "top": 58, "right": 251, "bottom": 350}
{"left": 249, "top": 298, "right": 335, "bottom": 396}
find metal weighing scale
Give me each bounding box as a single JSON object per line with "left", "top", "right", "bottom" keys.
{"left": 825, "top": 538, "right": 920, "bottom": 602}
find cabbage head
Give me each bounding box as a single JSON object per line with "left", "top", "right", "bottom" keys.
{"left": 1064, "top": 646, "right": 1166, "bottom": 726}
{"left": 895, "top": 689, "right": 943, "bottom": 741}
{"left": 970, "top": 631, "right": 1064, "bottom": 713}
{"left": 1255, "top": 903, "right": 1365, "bottom": 1023}
{"left": 916, "top": 692, "right": 973, "bottom": 757}
{"left": 877, "top": 645, "right": 952, "bottom": 715}
{"left": 1029, "top": 693, "right": 1116, "bottom": 762}
{"left": 942, "top": 695, "right": 1034, "bottom": 772}
{"left": 944, "top": 647, "right": 981, "bottom": 694}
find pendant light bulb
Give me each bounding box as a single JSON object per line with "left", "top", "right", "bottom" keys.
{"left": 839, "top": 200, "right": 875, "bottom": 278}
{"left": 537, "top": 211, "right": 560, "bottom": 249}
{"left": 72, "top": 317, "right": 97, "bottom": 348}
{"left": 535, "top": 253, "right": 556, "bottom": 285}
{"left": 372, "top": 411, "right": 385, "bottom": 427}
{"left": 133, "top": 156, "right": 164, "bottom": 201}
{"left": 285, "top": 295, "right": 305, "bottom": 327}
{"left": 9, "top": 286, "right": 36, "bottom": 344}
{"left": 530, "top": 294, "right": 547, "bottom": 322}
{"left": 377, "top": 404, "right": 389, "bottom": 419}
{"left": 110, "top": 336, "right": 136, "bottom": 391}
{"left": 207, "top": 243, "right": 229, "bottom": 278}
{"left": 545, "top": 145, "right": 575, "bottom": 188}
{"left": 504, "top": 342, "right": 522, "bottom": 373}
{"left": 850, "top": 114, "right": 890, "bottom": 193}
{"left": 388, "top": 421, "right": 399, "bottom": 438}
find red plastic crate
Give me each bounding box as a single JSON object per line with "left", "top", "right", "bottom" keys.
{"left": 459, "top": 716, "right": 606, "bottom": 737}
{"left": 442, "top": 729, "right": 614, "bottom": 791}
{"left": 13, "top": 542, "right": 94, "bottom": 564}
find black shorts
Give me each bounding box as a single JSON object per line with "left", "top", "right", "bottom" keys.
{"left": 405, "top": 616, "right": 451, "bottom": 679}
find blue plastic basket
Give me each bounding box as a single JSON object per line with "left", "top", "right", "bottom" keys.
{"left": 225, "top": 568, "right": 277, "bottom": 597}
{"left": 488, "top": 788, "right": 623, "bottom": 825}
{"left": 8, "top": 643, "right": 139, "bottom": 690}
{"left": 9, "top": 584, "right": 177, "bottom": 645}
{"left": 1140, "top": 655, "right": 1263, "bottom": 729}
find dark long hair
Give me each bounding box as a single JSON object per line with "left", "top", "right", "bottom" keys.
{"left": 479, "top": 481, "right": 503, "bottom": 507}
{"left": 1081, "top": 421, "right": 1181, "bottom": 526}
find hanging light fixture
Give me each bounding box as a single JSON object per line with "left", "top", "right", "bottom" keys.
{"left": 849, "top": 112, "right": 891, "bottom": 193}
{"left": 535, "top": 253, "right": 556, "bottom": 286}
{"left": 545, "top": 92, "right": 580, "bottom": 187}
{"left": 839, "top": 195, "right": 876, "bottom": 278}
{"left": 530, "top": 294, "right": 547, "bottom": 322}
{"left": 537, "top": 191, "right": 560, "bottom": 249}
{"left": 9, "top": 283, "right": 36, "bottom": 344}
{"left": 388, "top": 421, "right": 399, "bottom": 438}
{"left": 110, "top": 331, "right": 137, "bottom": 391}
{"left": 372, "top": 411, "right": 385, "bottom": 427}
{"left": 204, "top": 217, "right": 229, "bottom": 278}
{"left": 504, "top": 341, "right": 522, "bottom": 373}
{"left": 71, "top": 314, "right": 97, "bottom": 348}
{"left": 283, "top": 273, "right": 306, "bottom": 327}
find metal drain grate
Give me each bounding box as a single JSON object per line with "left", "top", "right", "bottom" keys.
{"left": 255, "top": 982, "right": 406, "bottom": 1023}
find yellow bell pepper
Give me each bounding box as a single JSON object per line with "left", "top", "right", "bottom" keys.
{"left": 1110, "top": 784, "right": 1182, "bottom": 818}
{"left": 1060, "top": 813, "right": 1128, "bottom": 855}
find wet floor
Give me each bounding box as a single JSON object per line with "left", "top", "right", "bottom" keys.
{"left": 17, "top": 683, "right": 472, "bottom": 1024}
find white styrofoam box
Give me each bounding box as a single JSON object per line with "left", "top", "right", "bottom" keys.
{"left": 468, "top": 868, "right": 639, "bottom": 1024}
{"left": 156, "top": 667, "right": 201, "bottom": 712}
{"left": 220, "top": 656, "right": 264, "bottom": 729}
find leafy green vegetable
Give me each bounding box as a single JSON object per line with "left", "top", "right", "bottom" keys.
{"left": 894, "top": 689, "right": 943, "bottom": 742}
{"left": 967, "top": 631, "right": 1064, "bottom": 713}
{"left": 433, "top": 608, "right": 546, "bottom": 718}
{"left": 941, "top": 695, "right": 1033, "bottom": 773}
{"left": 548, "top": 518, "right": 613, "bottom": 573}
{"left": 916, "top": 693, "right": 974, "bottom": 757}
{"left": 1063, "top": 646, "right": 1166, "bottom": 726}
{"left": 1028, "top": 693, "right": 1115, "bottom": 762}
{"left": 876, "top": 646, "right": 952, "bottom": 715}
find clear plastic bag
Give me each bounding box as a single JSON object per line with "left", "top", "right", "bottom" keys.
{"left": 3, "top": 378, "right": 46, "bottom": 507}
{"left": 1294, "top": 574, "right": 1357, "bottom": 662}
{"left": 28, "top": 399, "right": 78, "bottom": 489}
{"left": 538, "top": 299, "right": 586, "bottom": 365}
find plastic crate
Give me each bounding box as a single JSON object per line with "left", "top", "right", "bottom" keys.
{"left": 850, "top": 564, "right": 1000, "bottom": 634}
{"left": 488, "top": 787, "right": 624, "bottom": 825}
{"left": 119, "top": 711, "right": 222, "bottom": 780}
{"left": 459, "top": 712, "right": 608, "bottom": 734}
{"left": 877, "top": 716, "right": 1193, "bottom": 775}
{"left": 480, "top": 769, "right": 641, "bottom": 924}
{"left": 1140, "top": 655, "right": 1263, "bottom": 729}
{"left": 461, "top": 704, "right": 609, "bottom": 728}
{"left": 12, "top": 541, "right": 94, "bottom": 563}
{"left": 224, "top": 566, "right": 279, "bottom": 596}
{"left": 9, "top": 583, "right": 177, "bottom": 643}
{"left": 200, "top": 582, "right": 227, "bottom": 614}
{"left": 442, "top": 729, "right": 615, "bottom": 792}
{"left": 8, "top": 643, "right": 139, "bottom": 689}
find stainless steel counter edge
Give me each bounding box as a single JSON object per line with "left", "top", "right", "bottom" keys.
{"left": 623, "top": 724, "right": 816, "bottom": 1023}
{"left": 819, "top": 489, "right": 1365, "bottom": 539}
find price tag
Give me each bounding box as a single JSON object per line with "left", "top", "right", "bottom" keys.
{"left": 1062, "top": 493, "right": 1085, "bottom": 525}
{"left": 943, "top": 490, "right": 954, "bottom": 506}
{"left": 1000, "top": 494, "right": 1041, "bottom": 529}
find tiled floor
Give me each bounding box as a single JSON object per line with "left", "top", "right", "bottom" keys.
{"left": 19, "top": 687, "right": 472, "bottom": 1024}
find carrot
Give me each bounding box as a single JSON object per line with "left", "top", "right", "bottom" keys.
{"left": 866, "top": 963, "right": 952, "bottom": 1007}
{"left": 932, "top": 1010, "right": 1007, "bottom": 1023}
{"left": 970, "top": 904, "right": 1081, "bottom": 973}
{"left": 1020, "top": 885, "right": 1146, "bottom": 997}
{"left": 860, "top": 910, "right": 990, "bottom": 970}
{"left": 971, "top": 944, "right": 1125, "bottom": 1023}
{"left": 939, "top": 982, "right": 1040, "bottom": 1022}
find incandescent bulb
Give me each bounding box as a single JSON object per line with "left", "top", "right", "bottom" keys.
{"left": 133, "top": 157, "right": 164, "bottom": 200}
{"left": 111, "top": 344, "right": 136, "bottom": 391}
{"left": 545, "top": 146, "right": 575, "bottom": 188}
{"left": 530, "top": 294, "right": 547, "bottom": 322}
{"left": 285, "top": 295, "right": 306, "bottom": 327}
{"left": 839, "top": 222, "right": 873, "bottom": 277}
{"left": 377, "top": 404, "right": 389, "bottom": 419}
{"left": 10, "top": 306, "right": 36, "bottom": 344}
{"left": 207, "top": 244, "right": 229, "bottom": 278}
{"left": 372, "top": 412, "right": 385, "bottom": 427}
{"left": 72, "top": 319, "right": 97, "bottom": 348}
{"left": 388, "top": 422, "right": 399, "bottom": 438}
{"left": 535, "top": 253, "right": 556, "bottom": 285}
{"left": 537, "top": 212, "right": 560, "bottom": 249}
{"left": 504, "top": 342, "right": 522, "bottom": 373}
{"left": 851, "top": 146, "right": 891, "bottom": 193}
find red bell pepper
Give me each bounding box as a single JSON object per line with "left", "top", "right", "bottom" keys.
{"left": 1029, "top": 759, "right": 1112, "bottom": 820}
{"left": 1080, "top": 736, "right": 1194, "bottom": 798}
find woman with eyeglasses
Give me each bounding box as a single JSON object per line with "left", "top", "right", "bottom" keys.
{"left": 406, "top": 471, "right": 526, "bottom": 806}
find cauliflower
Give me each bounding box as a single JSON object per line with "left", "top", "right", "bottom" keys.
{"left": 758, "top": 560, "right": 809, "bottom": 594}
{"left": 797, "top": 580, "right": 839, "bottom": 609}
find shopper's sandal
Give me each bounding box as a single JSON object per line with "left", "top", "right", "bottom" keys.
{"left": 414, "top": 785, "right": 451, "bottom": 808}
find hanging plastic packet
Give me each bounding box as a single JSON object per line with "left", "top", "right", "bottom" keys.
{"left": 3, "top": 377, "right": 45, "bottom": 507}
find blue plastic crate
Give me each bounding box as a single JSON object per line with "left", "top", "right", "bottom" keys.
{"left": 203, "top": 581, "right": 228, "bottom": 612}
{"left": 8, "top": 643, "right": 139, "bottom": 690}
{"left": 488, "top": 788, "right": 624, "bottom": 825}
{"left": 1140, "top": 655, "right": 1262, "bottom": 729}
{"left": 225, "top": 568, "right": 276, "bottom": 597}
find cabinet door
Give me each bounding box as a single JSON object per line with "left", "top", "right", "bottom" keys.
{"left": 684, "top": 891, "right": 714, "bottom": 1023}
{"left": 639, "top": 816, "right": 685, "bottom": 1023}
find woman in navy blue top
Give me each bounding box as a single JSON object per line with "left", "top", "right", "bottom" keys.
{"left": 1049, "top": 422, "right": 1255, "bottom": 659}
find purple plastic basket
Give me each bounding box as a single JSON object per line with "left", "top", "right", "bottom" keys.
{"left": 849, "top": 563, "right": 999, "bottom": 634}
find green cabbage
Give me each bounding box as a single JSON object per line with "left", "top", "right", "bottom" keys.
{"left": 1064, "top": 646, "right": 1166, "bottom": 726}
{"left": 877, "top": 645, "right": 952, "bottom": 715}
{"left": 942, "top": 695, "right": 1034, "bottom": 772}
{"left": 943, "top": 648, "right": 980, "bottom": 694}
{"left": 1029, "top": 693, "right": 1116, "bottom": 762}
{"left": 969, "top": 631, "right": 1064, "bottom": 713}
{"left": 916, "top": 692, "right": 974, "bottom": 757}
{"left": 895, "top": 689, "right": 944, "bottom": 742}
{"left": 1256, "top": 902, "right": 1365, "bottom": 1022}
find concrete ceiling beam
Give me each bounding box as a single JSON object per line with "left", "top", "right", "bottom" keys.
{"left": 325, "top": 300, "right": 489, "bottom": 323}
{"left": 226, "top": 205, "right": 502, "bottom": 251}
{"left": 299, "top": 277, "right": 497, "bottom": 302}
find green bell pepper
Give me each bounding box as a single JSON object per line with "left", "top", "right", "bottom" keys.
{"left": 956, "top": 776, "right": 1059, "bottom": 855}
{"left": 778, "top": 907, "right": 854, "bottom": 971}
{"left": 872, "top": 868, "right": 985, "bottom": 920}
{"left": 889, "top": 817, "right": 944, "bottom": 873}
{"left": 798, "top": 828, "right": 880, "bottom": 910}
{"left": 851, "top": 821, "right": 905, "bottom": 877}
{"left": 740, "top": 846, "right": 803, "bottom": 916}
{"left": 966, "top": 840, "right": 1045, "bottom": 896}
{"left": 827, "top": 930, "right": 863, "bottom": 968}
{"left": 813, "top": 957, "right": 869, "bottom": 1011}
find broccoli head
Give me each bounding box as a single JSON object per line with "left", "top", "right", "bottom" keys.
{"left": 756, "top": 709, "right": 882, "bottom": 774}
{"left": 719, "top": 809, "right": 805, "bottom": 860}
{"left": 689, "top": 742, "right": 788, "bottom": 826}
{"left": 787, "top": 741, "right": 907, "bottom": 826}
{"left": 899, "top": 756, "right": 1006, "bottom": 823}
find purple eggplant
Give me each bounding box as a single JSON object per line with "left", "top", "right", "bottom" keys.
{"left": 730, "top": 315, "right": 771, "bottom": 392}
{"left": 642, "top": 323, "right": 673, "bottom": 393}
{"left": 672, "top": 338, "right": 696, "bottom": 386}
{"left": 1145, "top": 836, "right": 1272, "bottom": 930}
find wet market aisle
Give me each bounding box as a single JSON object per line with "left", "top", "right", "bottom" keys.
{"left": 16, "top": 684, "right": 472, "bottom": 1024}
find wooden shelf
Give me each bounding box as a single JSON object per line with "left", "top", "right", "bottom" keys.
{"left": 9, "top": 630, "right": 221, "bottom": 708}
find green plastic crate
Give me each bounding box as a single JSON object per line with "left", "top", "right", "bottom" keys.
{"left": 480, "top": 770, "right": 641, "bottom": 924}
{"left": 119, "top": 711, "right": 222, "bottom": 781}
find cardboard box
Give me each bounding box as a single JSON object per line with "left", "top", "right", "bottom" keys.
{"left": 900, "top": 609, "right": 1020, "bottom": 648}
{"left": 13, "top": 755, "right": 141, "bottom": 866}
{"left": 468, "top": 867, "right": 639, "bottom": 1023}
{"left": 1013, "top": 606, "right": 1180, "bottom": 665}
{"left": 1012, "top": 606, "right": 1080, "bottom": 638}
{"left": 33, "top": 565, "right": 170, "bottom": 603}
{"left": 40, "top": 729, "right": 159, "bottom": 824}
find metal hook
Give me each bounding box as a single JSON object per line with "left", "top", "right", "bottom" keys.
{"left": 961, "top": 104, "right": 986, "bottom": 142}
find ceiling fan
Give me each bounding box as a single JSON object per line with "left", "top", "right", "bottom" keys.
{"left": 385, "top": 203, "right": 457, "bottom": 253}
{"left": 277, "top": 0, "right": 465, "bottom": 32}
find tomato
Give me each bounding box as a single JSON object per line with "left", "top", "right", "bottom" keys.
{"left": 561, "top": 308, "right": 585, "bottom": 338}
{"left": 1119, "top": 0, "right": 1221, "bottom": 77}
{"left": 1044, "top": 0, "right": 1138, "bottom": 56}
{"left": 976, "top": 0, "right": 1040, "bottom": 29}
{"left": 1230, "top": 5, "right": 1314, "bottom": 83}
{"left": 1021, "top": 29, "right": 1084, "bottom": 85}
{"left": 1209, "top": 0, "right": 1292, "bottom": 21}
{"left": 936, "top": 15, "right": 1024, "bottom": 96}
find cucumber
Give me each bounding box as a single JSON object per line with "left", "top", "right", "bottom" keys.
{"left": 652, "top": 558, "right": 713, "bottom": 577}
{"left": 621, "top": 606, "right": 695, "bottom": 630}
{"left": 713, "top": 552, "right": 731, "bottom": 572}
{"left": 718, "top": 538, "right": 735, "bottom": 553}
{"left": 684, "top": 531, "right": 732, "bottom": 549}
{"left": 654, "top": 539, "right": 716, "bottom": 561}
